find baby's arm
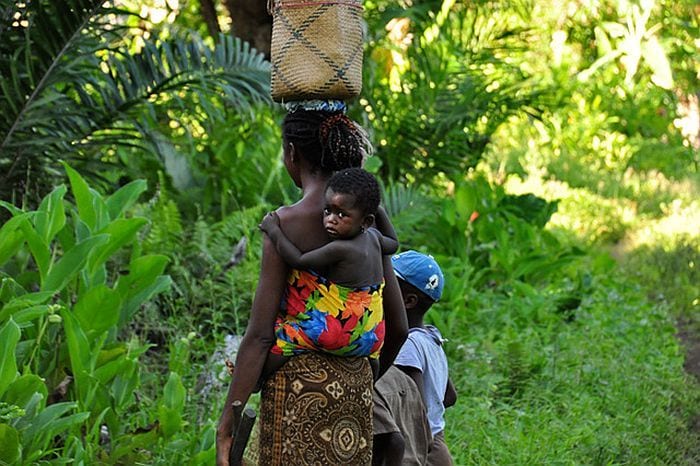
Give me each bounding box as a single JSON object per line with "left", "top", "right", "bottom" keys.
{"left": 259, "top": 212, "right": 341, "bottom": 270}
{"left": 374, "top": 206, "right": 399, "bottom": 254}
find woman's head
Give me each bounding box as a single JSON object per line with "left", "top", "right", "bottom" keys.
{"left": 322, "top": 168, "right": 381, "bottom": 240}
{"left": 282, "top": 110, "right": 371, "bottom": 173}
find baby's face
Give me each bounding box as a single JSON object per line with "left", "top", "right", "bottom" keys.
{"left": 323, "top": 189, "right": 365, "bottom": 240}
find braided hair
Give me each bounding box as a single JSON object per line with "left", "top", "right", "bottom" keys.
{"left": 282, "top": 110, "right": 372, "bottom": 172}
{"left": 326, "top": 167, "right": 381, "bottom": 216}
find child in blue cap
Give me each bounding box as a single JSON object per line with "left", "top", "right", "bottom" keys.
{"left": 391, "top": 250, "right": 457, "bottom": 466}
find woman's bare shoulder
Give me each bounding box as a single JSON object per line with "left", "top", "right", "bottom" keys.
{"left": 270, "top": 202, "right": 327, "bottom": 252}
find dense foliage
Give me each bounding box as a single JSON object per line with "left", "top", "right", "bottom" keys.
{"left": 1, "top": 0, "right": 698, "bottom": 464}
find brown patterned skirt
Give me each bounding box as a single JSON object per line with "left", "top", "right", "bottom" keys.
{"left": 259, "top": 352, "right": 373, "bottom": 465}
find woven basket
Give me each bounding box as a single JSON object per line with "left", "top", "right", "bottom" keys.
{"left": 269, "top": 0, "right": 364, "bottom": 102}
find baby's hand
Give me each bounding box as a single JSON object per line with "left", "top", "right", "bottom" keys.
{"left": 259, "top": 211, "right": 280, "bottom": 234}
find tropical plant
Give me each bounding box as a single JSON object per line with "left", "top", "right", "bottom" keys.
{"left": 358, "top": 0, "right": 546, "bottom": 185}
{"left": 0, "top": 164, "right": 180, "bottom": 463}
{"left": 0, "top": 0, "right": 271, "bottom": 206}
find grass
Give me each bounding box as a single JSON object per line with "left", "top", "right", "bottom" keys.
{"left": 439, "top": 266, "right": 699, "bottom": 465}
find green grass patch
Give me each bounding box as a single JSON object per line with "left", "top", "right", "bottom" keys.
{"left": 436, "top": 262, "right": 699, "bottom": 464}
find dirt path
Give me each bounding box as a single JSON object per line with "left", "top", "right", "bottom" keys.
{"left": 678, "top": 319, "right": 700, "bottom": 382}
{"left": 676, "top": 318, "right": 700, "bottom": 463}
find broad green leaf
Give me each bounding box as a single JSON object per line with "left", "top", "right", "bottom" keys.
{"left": 61, "top": 310, "right": 92, "bottom": 400}
{"left": 0, "top": 201, "right": 24, "bottom": 217}
{"left": 35, "top": 185, "right": 67, "bottom": 244}
{"left": 0, "top": 319, "right": 20, "bottom": 397}
{"left": 0, "top": 214, "right": 32, "bottom": 266}
{"left": 121, "top": 275, "right": 171, "bottom": 325}
{"left": 3, "top": 374, "right": 48, "bottom": 410}
{"left": 94, "top": 356, "right": 129, "bottom": 385}
{"left": 116, "top": 255, "right": 171, "bottom": 324}
{"left": 19, "top": 220, "right": 51, "bottom": 281}
{"left": 106, "top": 180, "right": 147, "bottom": 219}
{"left": 96, "top": 345, "right": 126, "bottom": 367}
{"left": 93, "top": 192, "right": 111, "bottom": 232}
{"left": 0, "top": 277, "right": 25, "bottom": 305}
{"left": 10, "top": 304, "right": 51, "bottom": 324}
{"left": 455, "top": 183, "right": 477, "bottom": 218}
{"left": 42, "top": 235, "right": 109, "bottom": 293}
{"left": 24, "top": 402, "right": 90, "bottom": 452}
{"left": 110, "top": 359, "right": 138, "bottom": 409}
{"left": 0, "top": 291, "right": 53, "bottom": 323}
{"left": 162, "top": 372, "right": 186, "bottom": 411}
{"left": 157, "top": 406, "right": 182, "bottom": 439}
{"left": 73, "top": 285, "right": 121, "bottom": 336}
{"left": 109, "top": 429, "right": 158, "bottom": 462}
{"left": 0, "top": 424, "right": 20, "bottom": 464}
{"left": 89, "top": 217, "right": 148, "bottom": 274}
{"left": 443, "top": 200, "right": 457, "bottom": 227}
{"left": 63, "top": 163, "right": 97, "bottom": 230}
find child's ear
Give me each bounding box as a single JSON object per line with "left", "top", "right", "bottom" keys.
{"left": 403, "top": 292, "right": 419, "bottom": 310}
{"left": 362, "top": 214, "right": 375, "bottom": 230}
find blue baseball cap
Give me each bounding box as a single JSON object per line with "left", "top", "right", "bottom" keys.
{"left": 391, "top": 250, "right": 444, "bottom": 302}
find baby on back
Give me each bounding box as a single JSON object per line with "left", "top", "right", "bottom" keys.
{"left": 259, "top": 167, "right": 398, "bottom": 378}
{"left": 260, "top": 167, "right": 398, "bottom": 286}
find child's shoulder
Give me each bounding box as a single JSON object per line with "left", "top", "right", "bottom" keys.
{"left": 408, "top": 326, "right": 446, "bottom": 345}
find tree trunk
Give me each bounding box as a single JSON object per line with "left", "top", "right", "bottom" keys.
{"left": 200, "top": 0, "right": 221, "bottom": 38}
{"left": 223, "top": 0, "right": 272, "bottom": 58}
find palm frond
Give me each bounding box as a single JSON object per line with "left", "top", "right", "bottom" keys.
{"left": 0, "top": 0, "right": 104, "bottom": 151}
{"left": 0, "top": 0, "right": 271, "bottom": 204}
{"left": 361, "top": 1, "right": 546, "bottom": 185}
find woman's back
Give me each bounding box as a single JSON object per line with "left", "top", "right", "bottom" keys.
{"left": 276, "top": 189, "right": 329, "bottom": 254}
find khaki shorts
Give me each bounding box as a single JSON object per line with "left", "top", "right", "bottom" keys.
{"left": 373, "top": 366, "right": 431, "bottom": 465}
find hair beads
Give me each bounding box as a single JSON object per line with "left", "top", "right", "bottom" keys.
{"left": 283, "top": 110, "right": 372, "bottom": 172}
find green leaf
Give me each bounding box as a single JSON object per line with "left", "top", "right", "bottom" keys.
{"left": 73, "top": 285, "right": 121, "bottom": 336}
{"left": 162, "top": 372, "right": 186, "bottom": 411}
{"left": 0, "top": 291, "right": 54, "bottom": 323}
{"left": 0, "top": 214, "right": 32, "bottom": 266}
{"left": 35, "top": 185, "right": 67, "bottom": 244}
{"left": 0, "top": 278, "right": 25, "bottom": 306}
{"left": 24, "top": 403, "right": 91, "bottom": 453}
{"left": 115, "top": 255, "right": 171, "bottom": 324}
{"left": 94, "top": 357, "right": 128, "bottom": 386}
{"left": 19, "top": 220, "right": 51, "bottom": 282}
{"left": 10, "top": 305, "right": 52, "bottom": 324}
{"left": 110, "top": 359, "right": 139, "bottom": 409}
{"left": 105, "top": 180, "right": 147, "bottom": 219}
{"left": 0, "top": 424, "right": 20, "bottom": 464}
{"left": 42, "top": 234, "right": 109, "bottom": 293}
{"left": 0, "top": 319, "right": 20, "bottom": 397}
{"left": 88, "top": 218, "right": 149, "bottom": 275}
{"left": 64, "top": 163, "right": 97, "bottom": 230}
{"left": 157, "top": 406, "right": 182, "bottom": 439}
{"left": 3, "top": 374, "right": 48, "bottom": 411}
{"left": 455, "top": 183, "right": 477, "bottom": 217}
{"left": 61, "top": 310, "right": 92, "bottom": 401}
{"left": 0, "top": 201, "right": 24, "bottom": 218}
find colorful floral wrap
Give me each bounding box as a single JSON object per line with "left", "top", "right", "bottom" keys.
{"left": 271, "top": 269, "right": 385, "bottom": 358}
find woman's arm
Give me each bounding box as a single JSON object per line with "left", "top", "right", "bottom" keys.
{"left": 378, "top": 255, "right": 408, "bottom": 378}
{"left": 216, "top": 235, "right": 288, "bottom": 466}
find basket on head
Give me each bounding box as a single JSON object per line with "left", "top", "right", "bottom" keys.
{"left": 269, "top": 0, "right": 364, "bottom": 102}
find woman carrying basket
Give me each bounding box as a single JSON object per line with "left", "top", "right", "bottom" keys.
{"left": 216, "top": 107, "right": 408, "bottom": 466}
